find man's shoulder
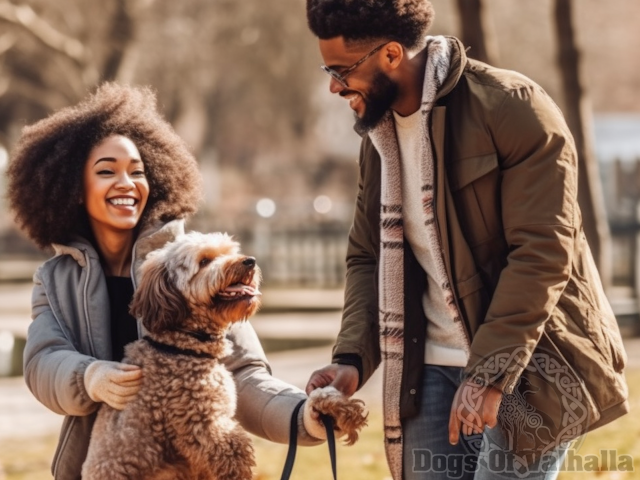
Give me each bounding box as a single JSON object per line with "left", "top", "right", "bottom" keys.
{"left": 462, "top": 59, "right": 541, "bottom": 98}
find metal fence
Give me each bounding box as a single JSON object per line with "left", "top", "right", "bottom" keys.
{"left": 602, "top": 158, "right": 640, "bottom": 287}
{"left": 244, "top": 223, "right": 349, "bottom": 289}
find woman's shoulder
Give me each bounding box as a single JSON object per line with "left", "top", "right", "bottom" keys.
{"left": 34, "top": 241, "right": 96, "bottom": 283}
{"left": 51, "top": 243, "right": 90, "bottom": 267}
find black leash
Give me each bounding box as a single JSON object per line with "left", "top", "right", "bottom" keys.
{"left": 320, "top": 413, "right": 337, "bottom": 479}
{"left": 280, "top": 399, "right": 337, "bottom": 480}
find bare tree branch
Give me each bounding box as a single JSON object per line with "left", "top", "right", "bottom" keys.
{"left": 0, "top": 76, "right": 9, "bottom": 98}
{"left": 101, "top": 0, "right": 134, "bottom": 81}
{"left": 0, "top": 1, "right": 85, "bottom": 63}
{"left": 9, "top": 78, "right": 70, "bottom": 111}
{"left": 0, "top": 32, "right": 16, "bottom": 56}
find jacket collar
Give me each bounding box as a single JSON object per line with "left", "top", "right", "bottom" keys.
{"left": 52, "top": 219, "right": 186, "bottom": 277}
{"left": 435, "top": 36, "right": 467, "bottom": 101}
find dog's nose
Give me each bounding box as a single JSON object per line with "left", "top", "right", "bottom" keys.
{"left": 243, "top": 257, "right": 256, "bottom": 267}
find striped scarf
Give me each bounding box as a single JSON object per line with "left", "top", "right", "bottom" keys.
{"left": 368, "top": 36, "right": 456, "bottom": 480}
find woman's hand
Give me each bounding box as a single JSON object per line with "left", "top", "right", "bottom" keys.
{"left": 84, "top": 360, "right": 143, "bottom": 410}
{"left": 448, "top": 378, "right": 502, "bottom": 444}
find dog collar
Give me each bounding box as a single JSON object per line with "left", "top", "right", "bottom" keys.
{"left": 143, "top": 336, "right": 215, "bottom": 359}
{"left": 175, "top": 329, "right": 215, "bottom": 342}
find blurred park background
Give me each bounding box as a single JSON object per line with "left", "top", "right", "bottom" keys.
{"left": 1, "top": 0, "right": 640, "bottom": 478}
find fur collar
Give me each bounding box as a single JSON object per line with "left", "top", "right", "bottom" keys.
{"left": 368, "top": 36, "right": 457, "bottom": 480}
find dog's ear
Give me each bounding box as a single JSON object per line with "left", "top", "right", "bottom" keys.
{"left": 130, "top": 255, "right": 190, "bottom": 333}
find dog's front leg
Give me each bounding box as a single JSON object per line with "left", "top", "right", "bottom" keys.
{"left": 205, "top": 425, "right": 255, "bottom": 480}
{"left": 174, "top": 421, "right": 255, "bottom": 480}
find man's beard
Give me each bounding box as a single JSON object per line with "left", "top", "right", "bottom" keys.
{"left": 353, "top": 71, "right": 399, "bottom": 134}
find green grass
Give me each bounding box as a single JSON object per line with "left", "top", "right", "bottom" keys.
{"left": 252, "top": 372, "right": 640, "bottom": 480}
{"left": 251, "top": 408, "right": 391, "bottom": 480}
{"left": 2, "top": 371, "right": 638, "bottom": 480}
{"left": 557, "top": 369, "right": 640, "bottom": 480}
{"left": 0, "top": 435, "right": 57, "bottom": 480}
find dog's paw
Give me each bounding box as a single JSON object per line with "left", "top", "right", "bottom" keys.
{"left": 306, "top": 386, "right": 368, "bottom": 445}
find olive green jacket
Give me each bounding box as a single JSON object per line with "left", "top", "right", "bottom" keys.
{"left": 334, "top": 37, "right": 628, "bottom": 437}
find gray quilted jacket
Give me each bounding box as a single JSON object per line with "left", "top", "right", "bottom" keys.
{"left": 23, "top": 219, "right": 315, "bottom": 480}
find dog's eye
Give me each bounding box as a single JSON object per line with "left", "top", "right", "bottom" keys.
{"left": 199, "top": 258, "right": 212, "bottom": 268}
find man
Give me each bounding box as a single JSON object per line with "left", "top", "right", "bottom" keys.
{"left": 304, "top": 1, "right": 629, "bottom": 479}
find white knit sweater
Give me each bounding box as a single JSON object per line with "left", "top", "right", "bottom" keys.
{"left": 393, "top": 110, "right": 469, "bottom": 367}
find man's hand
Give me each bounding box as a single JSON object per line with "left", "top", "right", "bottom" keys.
{"left": 448, "top": 379, "right": 502, "bottom": 444}
{"left": 305, "top": 363, "right": 358, "bottom": 397}
{"left": 84, "top": 360, "right": 143, "bottom": 410}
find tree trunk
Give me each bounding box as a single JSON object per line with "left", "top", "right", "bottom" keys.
{"left": 101, "top": 0, "right": 135, "bottom": 81}
{"left": 553, "top": 0, "right": 612, "bottom": 289}
{"left": 455, "top": 0, "right": 499, "bottom": 65}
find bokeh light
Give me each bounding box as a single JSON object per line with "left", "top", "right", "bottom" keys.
{"left": 256, "top": 198, "right": 276, "bottom": 218}
{"left": 313, "top": 195, "right": 332, "bottom": 214}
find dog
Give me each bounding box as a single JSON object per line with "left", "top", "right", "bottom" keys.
{"left": 82, "top": 231, "right": 369, "bottom": 480}
{"left": 82, "top": 232, "right": 260, "bottom": 480}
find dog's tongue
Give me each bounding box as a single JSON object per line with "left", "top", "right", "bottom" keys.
{"left": 220, "top": 283, "right": 261, "bottom": 297}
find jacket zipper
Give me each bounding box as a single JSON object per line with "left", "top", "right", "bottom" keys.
{"left": 82, "top": 250, "right": 97, "bottom": 357}
{"left": 130, "top": 238, "right": 143, "bottom": 339}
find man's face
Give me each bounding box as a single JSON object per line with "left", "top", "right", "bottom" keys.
{"left": 353, "top": 71, "right": 399, "bottom": 132}
{"left": 319, "top": 37, "right": 399, "bottom": 132}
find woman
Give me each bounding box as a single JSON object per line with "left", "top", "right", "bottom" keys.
{"left": 7, "top": 83, "right": 321, "bottom": 480}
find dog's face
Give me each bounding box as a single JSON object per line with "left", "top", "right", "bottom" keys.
{"left": 130, "top": 232, "right": 262, "bottom": 334}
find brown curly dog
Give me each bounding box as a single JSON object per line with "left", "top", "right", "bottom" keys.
{"left": 82, "top": 232, "right": 260, "bottom": 480}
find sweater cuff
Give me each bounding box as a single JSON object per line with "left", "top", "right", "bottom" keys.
{"left": 333, "top": 354, "right": 363, "bottom": 388}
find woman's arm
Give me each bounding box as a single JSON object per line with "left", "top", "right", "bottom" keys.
{"left": 23, "top": 274, "right": 100, "bottom": 416}
{"left": 224, "top": 321, "right": 322, "bottom": 445}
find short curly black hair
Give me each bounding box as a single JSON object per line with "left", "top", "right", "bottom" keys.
{"left": 7, "top": 82, "right": 203, "bottom": 249}
{"left": 306, "top": 0, "right": 435, "bottom": 50}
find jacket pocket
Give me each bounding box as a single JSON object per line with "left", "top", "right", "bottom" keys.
{"left": 556, "top": 299, "right": 626, "bottom": 374}
{"left": 449, "top": 152, "right": 499, "bottom": 192}
{"left": 587, "top": 308, "right": 626, "bottom": 373}
{"left": 448, "top": 152, "right": 501, "bottom": 247}
{"left": 517, "top": 332, "right": 600, "bottom": 448}
{"left": 546, "top": 308, "right": 627, "bottom": 411}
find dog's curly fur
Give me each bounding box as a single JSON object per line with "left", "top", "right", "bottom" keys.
{"left": 82, "top": 232, "right": 260, "bottom": 480}
{"left": 308, "top": 386, "right": 368, "bottom": 445}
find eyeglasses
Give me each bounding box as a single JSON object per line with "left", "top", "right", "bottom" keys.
{"left": 320, "top": 43, "right": 388, "bottom": 88}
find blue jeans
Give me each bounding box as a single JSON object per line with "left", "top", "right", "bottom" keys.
{"left": 402, "top": 365, "right": 567, "bottom": 479}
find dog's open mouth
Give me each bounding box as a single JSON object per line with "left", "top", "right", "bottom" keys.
{"left": 216, "top": 282, "right": 261, "bottom": 302}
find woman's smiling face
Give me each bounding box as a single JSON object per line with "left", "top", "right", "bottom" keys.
{"left": 83, "top": 135, "right": 150, "bottom": 239}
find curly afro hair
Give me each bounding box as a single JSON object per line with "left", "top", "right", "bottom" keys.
{"left": 306, "top": 0, "right": 435, "bottom": 50}
{"left": 7, "top": 82, "right": 203, "bottom": 249}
